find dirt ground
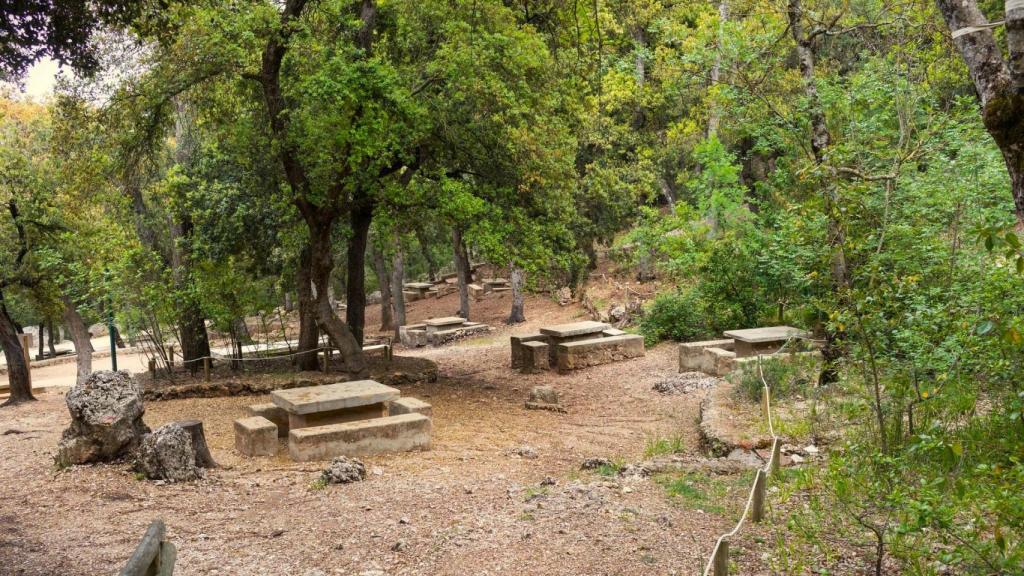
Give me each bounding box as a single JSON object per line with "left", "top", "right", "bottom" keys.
{"left": 0, "top": 291, "right": 734, "bottom": 576}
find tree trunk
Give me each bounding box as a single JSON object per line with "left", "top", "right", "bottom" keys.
{"left": 936, "top": 0, "right": 1024, "bottom": 227}
{"left": 414, "top": 227, "right": 438, "bottom": 282}
{"left": 788, "top": 0, "right": 848, "bottom": 386}
{"left": 452, "top": 227, "right": 471, "bottom": 320}
{"left": 37, "top": 323, "right": 44, "bottom": 360}
{"left": 284, "top": 291, "right": 294, "bottom": 313}
{"left": 0, "top": 296, "right": 33, "bottom": 405}
{"left": 296, "top": 245, "right": 320, "bottom": 371}
{"left": 370, "top": 242, "right": 394, "bottom": 331}
{"left": 62, "top": 296, "right": 92, "bottom": 386}
{"left": 47, "top": 320, "right": 56, "bottom": 356}
{"left": 706, "top": 0, "right": 728, "bottom": 138}
{"left": 175, "top": 419, "right": 217, "bottom": 468}
{"left": 309, "top": 223, "right": 367, "bottom": 377}
{"left": 391, "top": 234, "right": 407, "bottom": 340}
{"left": 508, "top": 266, "right": 526, "bottom": 324}
{"left": 346, "top": 201, "right": 373, "bottom": 347}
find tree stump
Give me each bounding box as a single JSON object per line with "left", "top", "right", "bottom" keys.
{"left": 175, "top": 419, "right": 217, "bottom": 468}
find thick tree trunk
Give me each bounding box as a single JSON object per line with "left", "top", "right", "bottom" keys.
{"left": 370, "top": 242, "right": 394, "bottom": 331}
{"left": 391, "top": 235, "right": 407, "bottom": 340}
{"left": 346, "top": 202, "right": 373, "bottom": 347}
{"left": 62, "top": 296, "right": 92, "bottom": 386}
{"left": 452, "top": 228, "right": 471, "bottom": 320}
{"left": 37, "top": 324, "right": 44, "bottom": 360}
{"left": 296, "top": 245, "right": 320, "bottom": 371}
{"left": 508, "top": 266, "right": 526, "bottom": 324}
{"left": 0, "top": 299, "right": 33, "bottom": 405}
{"left": 309, "top": 223, "right": 367, "bottom": 377}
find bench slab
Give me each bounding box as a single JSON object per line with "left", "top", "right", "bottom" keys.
{"left": 271, "top": 380, "right": 399, "bottom": 415}
{"left": 556, "top": 334, "right": 644, "bottom": 373}
{"left": 288, "top": 413, "right": 431, "bottom": 461}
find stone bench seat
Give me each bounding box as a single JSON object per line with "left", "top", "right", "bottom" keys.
{"left": 678, "top": 339, "right": 736, "bottom": 374}
{"left": 288, "top": 413, "right": 432, "bottom": 461}
{"left": 555, "top": 334, "right": 645, "bottom": 373}
{"left": 510, "top": 333, "right": 548, "bottom": 368}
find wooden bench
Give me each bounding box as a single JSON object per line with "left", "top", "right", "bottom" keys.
{"left": 363, "top": 343, "right": 392, "bottom": 361}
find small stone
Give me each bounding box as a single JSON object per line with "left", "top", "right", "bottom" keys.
{"left": 391, "top": 540, "right": 407, "bottom": 552}
{"left": 804, "top": 445, "right": 819, "bottom": 454}
{"left": 540, "top": 476, "right": 557, "bottom": 486}
{"left": 399, "top": 517, "right": 410, "bottom": 525}
{"left": 790, "top": 454, "right": 805, "bottom": 464}
{"left": 270, "top": 529, "right": 285, "bottom": 538}
{"left": 510, "top": 445, "right": 538, "bottom": 459}
{"left": 371, "top": 466, "right": 383, "bottom": 476}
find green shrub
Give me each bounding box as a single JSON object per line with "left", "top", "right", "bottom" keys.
{"left": 734, "top": 355, "right": 816, "bottom": 403}
{"left": 639, "top": 289, "right": 711, "bottom": 346}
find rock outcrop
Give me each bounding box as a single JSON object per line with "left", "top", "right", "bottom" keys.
{"left": 55, "top": 371, "right": 149, "bottom": 466}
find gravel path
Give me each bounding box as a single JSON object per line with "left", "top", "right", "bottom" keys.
{"left": 0, "top": 293, "right": 729, "bottom": 575}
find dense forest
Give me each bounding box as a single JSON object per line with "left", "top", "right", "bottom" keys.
{"left": 2, "top": 0, "right": 1023, "bottom": 573}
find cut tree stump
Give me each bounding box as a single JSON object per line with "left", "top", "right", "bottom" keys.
{"left": 175, "top": 420, "right": 217, "bottom": 468}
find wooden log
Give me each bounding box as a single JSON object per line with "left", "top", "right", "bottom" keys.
{"left": 203, "top": 357, "right": 210, "bottom": 382}
{"left": 175, "top": 420, "right": 217, "bottom": 468}
{"left": 752, "top": 469, "right": 767, "bottom": 523}
{"left": 770, "top": 438, "right": 781, "bottom": 476}
{"left": 120, "top": 519, "right": 165, "bottom": 576}
{"left": 148, "top": 358, "right": 156, "bottom": 376}
{"left": 157, "top": 541, "right": 176, "bottom": 576}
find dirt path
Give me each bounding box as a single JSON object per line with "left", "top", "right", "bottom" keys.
{"left": 0, "top": 294, "right": 730, "bottom": 575}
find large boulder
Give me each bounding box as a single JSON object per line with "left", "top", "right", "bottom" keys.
{"left": 135, "top": 423, "right": 200, "bottom": 482}
{"left": 55, "top": 371, "right": 150, "bottom": 466}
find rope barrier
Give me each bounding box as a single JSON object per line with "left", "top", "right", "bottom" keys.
{"left": 700, "top": 333, "right": 816, "bottom": 575}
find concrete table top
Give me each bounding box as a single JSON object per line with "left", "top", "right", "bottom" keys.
{"left": 404, "top": 282, "right": 433, "bottom": 290}
{"left": 425, "top": 316, "right": 466, "bottom": 327}
{"left": 723, "top": 326, "right": 808, "bottom": 343}
{"left": 271, "top": 380, "right": 400, "bottom": 415}
{"left": 540, "top": 321, "right": 611, "bottom": 338}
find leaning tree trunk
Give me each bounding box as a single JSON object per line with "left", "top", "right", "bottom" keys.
{"left": 391, "top": 235, "right": 407, "bottom": 341}
{"left": 310, "top": 221, "right": 367, "bottom": 377}
{"left": 62, "top": 296, "right": 93, "bottom": 386}
{"left": 0, "top": 299, "right": 33, "bottom": 405}
{"left": 370, "top": 242, "right": 394, "bottom": 331}
{"left": 47, "top": 320, "right": 56, "bottom": 356}
{"left": 936, "top": 0, "right": 1024, "bottom": 228}
{"left": 508, "top": 265, "right": 526, "bottom": 324}
{"left": 296, "top": 245, "right": 321, "bottom": 371}
{"left": 452, "top": 227, "right": 471, "bottom": 320}
{"left": 345, "top": 201, "right": 374, "bottom": 347}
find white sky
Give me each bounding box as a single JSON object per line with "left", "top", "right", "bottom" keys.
{"left": 7, "top": 57, "right": 62, "bottom": 101}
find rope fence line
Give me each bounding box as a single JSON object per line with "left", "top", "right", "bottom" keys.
{"left": 700, "top": 334, "right": 818, "bottom": 576}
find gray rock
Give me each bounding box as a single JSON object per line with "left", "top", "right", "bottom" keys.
{"left": 135, "top": 423, "right": 200, "bottom": 482}
{"left": 528, "top": 386, "right": 559, "bottom": 405}
{"left": 55, "top": 371, "right": 150, "bottom": 466}
{"left": 321, "top": 456, "right": 366, "bottom": 484}
{"left": 580, "top": 457, "right": 612, "bottom": 470}
{"left": 510, "top": 445, "right": 538, "bottom": 459}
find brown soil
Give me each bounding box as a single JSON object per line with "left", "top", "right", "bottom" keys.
{"left": 0, "top": 291, "right": 733, "bottom": 576}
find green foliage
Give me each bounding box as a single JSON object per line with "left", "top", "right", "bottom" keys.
{"left": 643, "top": 434, "right": 686, "bottom": 459}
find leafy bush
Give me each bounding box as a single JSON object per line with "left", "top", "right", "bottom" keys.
{"left": 734, "top": 355, "right": 817, "bottom": 404}
{"left": 639, "top": 289, "right": 711, "bottom": 346}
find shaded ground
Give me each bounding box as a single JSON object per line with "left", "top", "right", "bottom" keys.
{"left": 0, "top": 292, "right": 737, "bottom": 575}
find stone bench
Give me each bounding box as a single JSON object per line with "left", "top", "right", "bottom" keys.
{"left": 234, "top": 416, "right": 278, "bottom": 457}
{"left": 510, "top": 334, "right": 548, "bottom": 368}
{"left": 363, "top": 343, "right": 392, "bottom": 361}
{"left": 602, "top": 328, "right": 626, "bottom": 337}
{"left": 271, "top": 380, "right": 400, "bottom": 430}
{"left": 247, "top": 403, "right": 289, "bottom": 437}
{"left": 388, "top": 397, "right": 432, "bottom": 417}
{"left": 678, "top": 339, "right": 735, "bottom": 374}
{"left": 556, "top": 334, "right": 645, "bottom": 373}
{"left": 288, "top": 413, "right": 432, "bottom": 461}
{"left": 520, "top": 341, "right": 549, "bottom": 374}
{"left": 430, "top": 322, "right": 489, "bottom": 346}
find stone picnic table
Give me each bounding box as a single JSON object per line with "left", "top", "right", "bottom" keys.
{"left": 539, "top": 320, "right": 611, "bottom": 365}
{"left": 722, "top": 326, "right": 809, "bottom": 357}
{"left": 403, "top": 282, "right": 435, "bottom": 298}
{"left": 271, "top": 380, "right": 400, "bottom": 430}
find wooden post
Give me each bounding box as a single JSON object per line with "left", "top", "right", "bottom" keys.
{"left": 17, "top": 333, "right": 32, "bottom": 391}
{"left": 148, "top": 358, "right": 156, "bottom": 376}
{"left": 322, "top": 348, "right": 329, "bottom": 373}
{"left": 203, "top": 357, "right": 210, "bottom": 382}
{"left": 120, "top": 519, "right": 172, "bottom": 576}
{"left": 770, "top": 438, "right": 781, "bottom": 477}
{"left": 167, "top": 345, "right": 174, "bottom": 369}
{"left": 761, "top": 385, "right": 770, "bottom": 423}
{"left": 712, "top": 539, "right": 729, "bottom": 576}
{"left": 752, "top": 469, "right": 767, "bottom": 523}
